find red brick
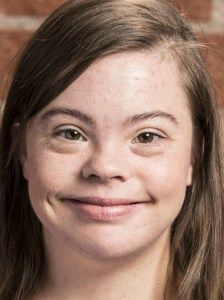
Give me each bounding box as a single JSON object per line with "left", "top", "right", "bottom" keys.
{"left": 0, "top": 0, "right": 65, "bottom": 16}
{"left": 0, "top": 30, "right": 32, "bottom": 99}
{"left": 198, "top": 34, "right": 224, "bottom": 106}
{"left": 168, "top": 0, "right": 212, "bottom": 21}
{"left": 0, "top": 0, "right": 213, "bottom": 20}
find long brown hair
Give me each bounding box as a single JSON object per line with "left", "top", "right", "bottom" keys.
{"left": 0, "top": 0, "right": 223, "bottom": 299}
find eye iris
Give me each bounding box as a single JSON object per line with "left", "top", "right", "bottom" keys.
{"left": 138, "top": 132, "right": 154, "bottom": 143}
{"left": 65, "top": 129, "right": 80, "bottom": 140}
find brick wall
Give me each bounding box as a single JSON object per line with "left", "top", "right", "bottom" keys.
{"left": 0, "top": 0, "right": 223, "bottom": 107}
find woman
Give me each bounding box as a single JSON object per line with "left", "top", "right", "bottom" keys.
{"left": 0, "top": 0, "right": 223, "bottom": 299}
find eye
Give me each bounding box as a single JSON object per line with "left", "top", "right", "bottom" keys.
{"left": 54, "top": 128, "right": 87, "bottom": 141}
{"left": 132, "top": 131, "right": 164, "bottom": 144}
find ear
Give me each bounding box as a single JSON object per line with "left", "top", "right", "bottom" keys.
{"left": 19, "top": 151, "right": 29, "bottom": 181}
{"left": 12, "top": 123, "right": 29, "bottom": 181}
{"left": 186, "top": 164, "right": 193, "bottom": 186}
{"left": 18, "top": 136, "right": 30, "bottom": 181}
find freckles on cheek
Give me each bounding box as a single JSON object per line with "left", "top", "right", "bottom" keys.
{"left": 142, "top": 157, "right": 189, "bottom": 201}
{"left": 27, "top": 149, "right": 74, "bottom": 197}
{"left": 26, "top": 152, "right": 74, "bottom": 224}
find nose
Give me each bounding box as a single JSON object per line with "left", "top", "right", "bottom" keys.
{"left": 81, "top": 144, "right": 130, "bottom": 183}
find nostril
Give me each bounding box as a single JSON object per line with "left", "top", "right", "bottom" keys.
{"left": 81, "top": 156, "right": 130, "bottom": 183}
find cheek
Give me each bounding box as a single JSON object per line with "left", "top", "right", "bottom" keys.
{"left": 141, "top": 152, "right": 190, "bottom": 206}
{"left": 26, "top": 147, "right": 74, "bottom": 188}
{"left": 25, "top": 147, "right": 76, "bottom": 211}
{"left": 138, "top": 156, "right": 190, "bottom": 231}
{"left": 25, "top": 149, "right": 79, "bottom": 229}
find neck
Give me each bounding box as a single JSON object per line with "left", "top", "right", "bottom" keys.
{"left": 34, "top": 228, "right": 171, "bottom": 300}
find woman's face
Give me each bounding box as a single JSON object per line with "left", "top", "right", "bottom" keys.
{"left": 21, "top": 50, "right": 193, "bottom": 262}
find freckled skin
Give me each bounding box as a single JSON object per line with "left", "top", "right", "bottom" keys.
{"left": 21, "top": 50, "right": 193, "bottom": 299}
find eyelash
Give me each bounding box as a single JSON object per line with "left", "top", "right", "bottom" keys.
{"left": 53, "top": 128, "right": 87, "bottom": 142}
{"left": 52, "top": 127, "right": 165, "bottom": 145}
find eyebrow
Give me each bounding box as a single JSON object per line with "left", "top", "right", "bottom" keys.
{"left": 40, "top": 107, "right": 180, "bottom": 128}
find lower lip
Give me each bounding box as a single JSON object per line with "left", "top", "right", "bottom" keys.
{"left": 65, "top": 200, "right": 145, "bottom": 221}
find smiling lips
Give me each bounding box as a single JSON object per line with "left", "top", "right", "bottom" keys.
{"left": 68, "top": 196, "right": 145, "bottom": 206}
{"left": 62, "top": 196, "right": 148, "bottom": 221}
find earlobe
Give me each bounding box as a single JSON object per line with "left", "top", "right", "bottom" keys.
{"left": 186, "top": 165, "right": 193, "bottom": 186}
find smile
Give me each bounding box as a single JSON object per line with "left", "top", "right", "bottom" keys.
{"left": 63, "top": 198, "right": 147, "bottom": 221}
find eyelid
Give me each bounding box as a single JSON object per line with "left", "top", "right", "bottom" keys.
{"left": 53, "top": 124, "right": 86, "bottom": 135}
{"left": 51, "top": 124, "right": 167, "bottom": 141}
{"left": 52, "top": 125, "right": 88, "bottom": 142}
{"left": 132, "top": 131, "right": 165, "bottom": 144}
{"left": 136, "top": 128, "right": 166, "bottom": 137}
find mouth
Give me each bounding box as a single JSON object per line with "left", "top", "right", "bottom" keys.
{"left": 60, "top": 196, "right": 147, "bottom": 206}
{"left": 62, "top": 197, "right": 147, "bottom": 221}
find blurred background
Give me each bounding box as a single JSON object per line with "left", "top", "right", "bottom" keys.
{"left": 0, "top": 0, "right": 223, "bottom": 141}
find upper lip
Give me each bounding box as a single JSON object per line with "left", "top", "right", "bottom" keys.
{"left": 63, "top": 196, "right": 145, "bottom": 206}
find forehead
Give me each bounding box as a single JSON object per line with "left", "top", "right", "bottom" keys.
{"left": 35, "top": 49, "right": 191, "bottom": 127}
{"left": 77, "top": 51, "right": 177, "bottom": 87}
